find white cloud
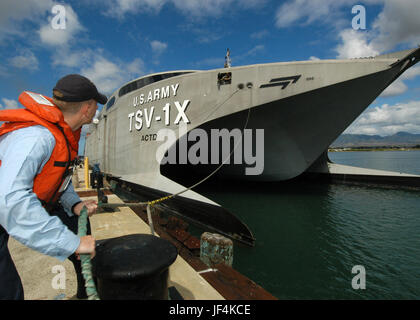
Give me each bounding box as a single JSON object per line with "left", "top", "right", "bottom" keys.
{"left": 334, "top": 30, "right": 420, "bottom": 98}
{"left": 108, "top": 0, "right": 166, "bottom": 17}
{"left": 380, "top": 80, "right": 408, "bottom": 98}
{"left": 335, "top": 29, "right": 379, "bottom": 59}
{"left": 275, "top": 0, "right": 384, "bottom": 29}
{"left": 245, "top": 45, "right": 265, "bottom": 57}
{"left": 250, "top": 30, "right": 269, "bottom": 40}
{"left": 275, "top": 0, "right": 326, "bottom": 28}
{"left": 345, "top": 101, "right": 420, "bottom": 135}
{"left": 371, "top": 0, "right": 420, "bottom": 52}
{"left": 274, "top": 0, "right": 420, "bottom": 134}
{"left": 0, "top": 98, "right": 19, "bottom": 110}
{"left": 197, "top": 33, "right": 222, "bottom": 44}
{"left": 329, "top": 1, "right": 420, "bottom": 99}
{"left": 8, "top": 50, "right": 39, "bottom": 71}
{"left": 126, "top": 58, "right": 145, "bottom": 75}
{"left": 173, "top": 0, "right": 265, "bottom": 16}
{"left": 171, "top": 0, "right": 235, "bottom": 17}
{"left": 81, "top": 58, "right": 122, "bottom": 93}
{"left": 183, "top": 25, "right": 223, "bottom": 43}
{"left": 379, "top": 65, "right": 420, "bottom": 97}
{"left": 401, "top": 65, "right": 420, "bottom": 81}
{"left": 104, "top": 0, "right": 263, "bottom": 18}
{"left": 50, "top": 45, "right": 145, "bottom": 94}
{"left": 150, "top": 40, "right": 168, "bottom": 64}
{"left": 333, "top": 0, "right": 420, "bottom": 58}
{"left": 150, "top": 40, "right": 168, "bottom": 55}
{"left": 81, "top": 56, "right": 145, "bottom": 94}
{"left": 0, "top": 1, "right": 84, "bottom": 48}
{"left": 0, "top": 0, "right": 54, "bottom": 40}
{"left": 52, "top": 48, "right": 94, "bottom": 68}
{"left": 0, "top": 1, "right": 86, "bottom": 78}
{"left": 38, "top": 4, "right": 85, "bottom": 46}
{"left": 275, "top": 0, "right": 420, "bottom": 57}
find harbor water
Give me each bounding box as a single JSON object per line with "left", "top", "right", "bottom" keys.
{"left": 193, "top": 150, "right": 420, "bottom": 299}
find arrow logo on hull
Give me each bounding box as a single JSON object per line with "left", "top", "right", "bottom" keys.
{"left": 260, "top": 75, "right": 301, "bottom": 89}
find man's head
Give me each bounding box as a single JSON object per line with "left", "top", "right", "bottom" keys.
{"left": 53, "top": 74, "right": 107, "bottom": 105}
{"left": 52, "top": 74, "right": 107, "bottom": 130}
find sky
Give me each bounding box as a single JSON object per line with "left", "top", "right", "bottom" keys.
{"left": 1, "top": 0, "right": 420, "bottom": 142}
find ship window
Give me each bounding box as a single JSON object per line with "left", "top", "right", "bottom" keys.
{"left": 105, "top": 96, "right": 116, "bottom": 110}
{"left": 118, "top": 72, "right": 193, "bottom": 97}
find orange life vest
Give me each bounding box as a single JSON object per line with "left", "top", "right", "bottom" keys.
{"left": 0, "top": 91, "right": 82, "bottom": 208}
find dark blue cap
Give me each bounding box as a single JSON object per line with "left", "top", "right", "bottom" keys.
{"left": 53, "top": 74, "right": 107, "bottom": 105}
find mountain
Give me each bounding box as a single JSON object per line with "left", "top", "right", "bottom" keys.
{"left": 330, "top": 132, "right": 420, "bottom": 148}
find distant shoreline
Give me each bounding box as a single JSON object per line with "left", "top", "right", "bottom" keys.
{"left": 329, "top": 147, "right": 420, "bottom": 152}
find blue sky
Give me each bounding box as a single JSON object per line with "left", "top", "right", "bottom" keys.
{"left": 1, "top": 0, "right": 420, "bottom": 139}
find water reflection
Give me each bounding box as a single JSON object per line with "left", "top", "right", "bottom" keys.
{"left": 195, "top": 178, "right": 420, "bottom": 299}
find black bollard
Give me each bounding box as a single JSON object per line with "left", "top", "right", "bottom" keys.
{"left": 92, "top": 234, "right": 178, "bottom": 300}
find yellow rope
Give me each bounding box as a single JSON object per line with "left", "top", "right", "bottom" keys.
{"left": 148, "top": 195, "right": 173, "bottom": 206}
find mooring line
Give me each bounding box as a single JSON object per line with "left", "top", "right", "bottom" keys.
{"left": 78, "top": 206, "right": 100, "bottom": 300}
{"left": 83, "top": 88, "right": 254, "bottom": 298}
{"left": 79, "top": 88, "right": 253, "bottom": 299}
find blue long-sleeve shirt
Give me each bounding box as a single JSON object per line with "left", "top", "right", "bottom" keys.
{"left": 0, "top": 125, "right": 81, "bottom": 261}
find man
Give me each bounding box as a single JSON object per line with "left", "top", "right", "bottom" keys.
{"left": 0, "top": 74, "right": 107, "bottom": 300}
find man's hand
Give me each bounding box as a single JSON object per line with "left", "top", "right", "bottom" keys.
{"left": 73, "top": 200, "right": 97, "bottom": 217}
{"left": 75, "top": 235, "right": 96, "bottom": 259}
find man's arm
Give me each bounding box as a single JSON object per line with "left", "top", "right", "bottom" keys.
{"left": 60, "top": 181, "right": 82, "bottom": 216}
{"left": 0, "top": 126, "right": 81, "bottom": 261}
{"left": 60, "top": 181, "right": 97, "bottom": 217}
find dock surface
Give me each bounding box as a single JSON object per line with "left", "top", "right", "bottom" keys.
{"left": 8, "top": 167, "right": 274, "bottom": 300}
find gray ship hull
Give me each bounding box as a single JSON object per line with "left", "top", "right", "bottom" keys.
{"left": 86, "top": 47, "right": 420, "bottom": 213}
{"left": 163, "top": 66, "right": 405, "bottom": 183}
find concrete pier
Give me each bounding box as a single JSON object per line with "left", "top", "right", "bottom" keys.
{"left": 8, "top": 166, "right": 276, "bottom": 300}
{"left": 7, "top": 167, "right": 223, "bottom": 300}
